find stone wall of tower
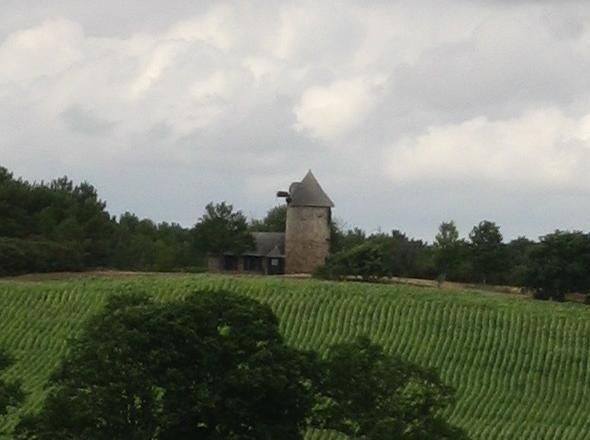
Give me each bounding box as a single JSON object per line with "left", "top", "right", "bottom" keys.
{"left": 285, "top": 206, "right": 331, "bottom": 274}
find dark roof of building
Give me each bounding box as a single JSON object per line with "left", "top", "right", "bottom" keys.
{"left": 242, "top": 232, "right": 285, "bottom": 257}
{"left": 288, "top": 170, "right": 334, "bottom": 208}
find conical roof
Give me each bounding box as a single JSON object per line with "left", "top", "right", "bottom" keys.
{"left": 288, "top": 170, "right": 334, "bottom": 208}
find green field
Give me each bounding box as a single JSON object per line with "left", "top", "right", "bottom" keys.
{"left": 1, "top": 274, "right": 590, "bottom": 439}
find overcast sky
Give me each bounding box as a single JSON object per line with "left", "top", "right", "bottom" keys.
{"left": 2, "top": 0, "right": 590, "bottom": 241}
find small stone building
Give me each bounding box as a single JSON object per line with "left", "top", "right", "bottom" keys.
{"left": 207, "top": 232, "right": 285, "bottom": 275}
{"left": 208, "top": 171, "right": 334, "bottom": 275}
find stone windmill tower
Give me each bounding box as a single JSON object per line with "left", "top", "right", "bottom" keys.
{"left": 277, "top": 171, "right": 334, "bottom": 274}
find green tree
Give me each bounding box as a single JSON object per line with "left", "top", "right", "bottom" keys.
{"left": 16, "top": 291, "right": 314, "bottom": 439}
{"left": 250, "top": 205, "right": 287, "bottom": 232}
{"left": 524, "top": 231, "right": 590, "bottom": 301}
{"left": 386, "top": 230, "right": 435, "bottom": 279}
{"left": 329, "top": 222, "right": 366, "bottom": 254}
{"left": 504, "top": 236, "right": 537, "bottom": 286}
{"left": 312, "top": 336, "right": 467, "bottom": 439}
{"left": 434, "top": 221, "right": 464, "bottom": 281}
{"left": 15, "top": 293, "right": 464, "bottom": 440}
{"left": 319, "top": 230, "right": 436, "bottom": 281}
{"left": 0, "top": 348, "right": 24, "bottom": 429}
{"left": 435, "top": 221, "right": 459, "bottom": 248}
{"left": 193, "top": 202, "right": 254, "bottom": 257}
{"left": 110, "top": 214, "right": 198, "bottom": 271}
{"left": 468, "top": 220, "right": 505, "bottom": 284}
{"left": 316, "top": 240, "right": 392, "bottom": 281}
{"left": 0, "top": 168, "right": 115, "bottom": 272}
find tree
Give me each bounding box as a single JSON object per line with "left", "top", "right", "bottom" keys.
{"left": 434, "top": 221, "right": 465, "bottom": 282}
{"left": 524, "top": 231, "right": 590, "bottom": 301}
{"left": 329, "top": 222, "right": 366, "bottom": 254}
{"left": 312, "top": 336, "right": 467, "bottom": 439}
{"left": 316, "top": 240, "right": 392, "bottom": 281}
{"left": 504, "top": 236, "right": 536, "bottom": 286}
{"left": 16, "top": 291, "right": 314, "bottom": 439}
{"left": 436, "top": 221, "right": 459, "bottom": 246}
{"left": 15, "top": 293, "right": 465, "bottom": 439}
{"left": 0, "top": 168, "right": 115, "bottom": 272}
{"left": 468, "top": 221, "right": 505, "bottom": 284}
{"left": 319, "top": 229, "right": 436, "bottom": 281}
{"left": 193, "top": 202, "right": 254, "bottom": 257}
{"left": 0, "top": 166, "right": 203, "bottom": 275}
{"left": 0, "top": 348, "right": 24, "bottom": 428}
{"left": 386, "top": 230, "right": 435, "bottom": 279}
{"left": 250, "top": 205, "right": 287, "bottom": 232}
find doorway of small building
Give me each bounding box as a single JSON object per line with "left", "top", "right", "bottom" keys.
{"left": 267, "top": 257, "right": 284, "bottom": 275}
{"left": 243, "top": 256, "right": 264, "bottom": 273}
{"left": 223, "top": 255, "right": 239, "bottom": 271}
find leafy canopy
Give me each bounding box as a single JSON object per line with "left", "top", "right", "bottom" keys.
{"left": 14, "top": 290, "right": 466, "bottom": 440}
{"left": 316, "top": 240, "right": 392, "bottom": 281}
{"left": 524, "top": 230, "right": 590, "bottom": 301}
{"left": 0, "top": 166, "right": 202, "bottom": 275}
{"left": 250, "top": 205, "right": 287, "bottom": 232}
{"left": 193, "top": 202, "right": 254, "bottom": 256}
{"left": 435, "top": 221, "right": 459, "bottom": 247}
{"left": 312, "top": 336, "right": 467, "bottom": 439}
{"left": 16, "top": 291, "right": 314, "bottom": 440}
{"left": 469, "top": 220, "right": 505, "bottom": 284}
{"left": 0, "top": 347, "right": 24, "bottom": 434}
{"left": 434, "top": 221, "right": 468, "bottom": 281}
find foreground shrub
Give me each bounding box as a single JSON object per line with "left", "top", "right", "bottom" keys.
{"left": 312, "top": 336, "right": 468, "bottom": 440}
{"left": 15, "top": 291, "right": 314, "bottom": 440}
{"left": 0, "top": 347, "right": 24, "bottom": 435}
{"left": 15, "top": 291, "right": 466, "bottom": 440}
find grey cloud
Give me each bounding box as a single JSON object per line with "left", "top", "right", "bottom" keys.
{"left": 3, "top": 1, "right": 590, "bottom": 240}
{"left": 61, "top": 105, "right": 115, "bottom": 135}
{"left": 392, "top": 31, "right": 590, "bottom": 123}
{"left": 0, "top": 0, "right": 217, "bottom": 38}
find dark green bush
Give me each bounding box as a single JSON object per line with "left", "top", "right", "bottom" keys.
{"left": 0, "top": 238, "right": 83, "bottom": 276}
{"left": 315, "top": 241, "right": 392, "bottom": 281}
{"left": 524, "top": 231, "right": 590, "bottom": 301}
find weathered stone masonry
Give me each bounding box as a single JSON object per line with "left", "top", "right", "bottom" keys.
{"left": 285, "top": 205, "right": 331, "bottom": 274}
{"left": 282, "top": 170, "right": 334, "bottom": 274}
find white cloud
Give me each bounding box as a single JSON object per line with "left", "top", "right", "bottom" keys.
{"left": 294, "top": 78, "right": 376, "bottom": 142}
{"left": 0, "top": 18, "right": 84, "bottom": 85}
{"left": 190, "top": 71, "right": 240, "bottom": 102}
{"left": 272, "top": 3, "right": 363, "bottom": 64}
{"left": 242, "top": 56, "right": 281, "bottom": 83}
{"left": 386, "top": 109, "right": 590, "bottom": 190}
{"left": 131, "top": 40, "right": 187, "bottom": 95}
{"left": 166, "top": 5, "right": 235, "bottom": 51}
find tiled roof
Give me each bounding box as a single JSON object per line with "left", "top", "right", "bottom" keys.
{"left": 242, "top": 232, "right": 285, "bottom": 257}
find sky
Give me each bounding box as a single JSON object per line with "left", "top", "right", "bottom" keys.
{"left": 2, "top": 0, "right": 590, "bottom": 241}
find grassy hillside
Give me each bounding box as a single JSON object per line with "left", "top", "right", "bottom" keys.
{"left": 1, "top": 274, "right": 590, "bottom": 439}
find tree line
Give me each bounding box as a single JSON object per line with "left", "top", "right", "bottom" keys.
{"left": 2, "top": 165, "right": 589, "bottom": 301}
{"left": 326, "top": 220, "right": 590, "bottom": 302}
{"left": 0, "top": 167, "right": 208, "bottom": 275}
{"left": 0, "top": 167, "right": 285, "bottom": 276}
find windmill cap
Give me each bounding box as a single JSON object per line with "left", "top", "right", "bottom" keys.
{"left": 287, "top": 170, "right": 334, "bottom": 208}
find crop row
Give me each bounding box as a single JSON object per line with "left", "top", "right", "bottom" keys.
{"left": 1, "top": 274, "right": 590, "bottom": 439}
